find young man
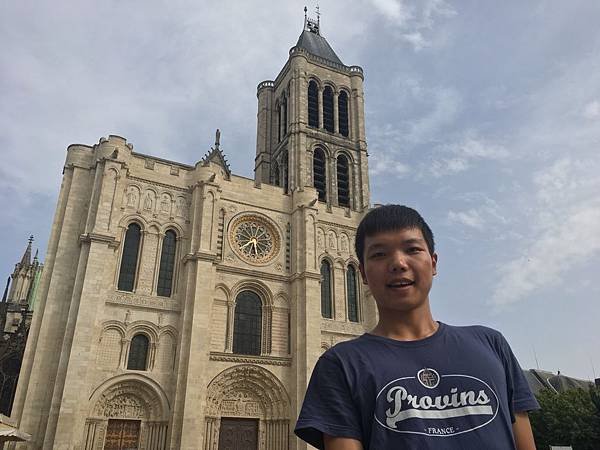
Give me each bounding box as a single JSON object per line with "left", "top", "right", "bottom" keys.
{"left": 295, "top": 205, "right": 539, "bottom": 450}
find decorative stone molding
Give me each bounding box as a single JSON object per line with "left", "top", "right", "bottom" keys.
{"left": 107, "top": 292, "right": 181, "bottom": 312}
{"left": 209, "top": 352, "right": 291, "bottom": 367}
{"left": 321, "top": 319, "right": 366, "bottom": 336}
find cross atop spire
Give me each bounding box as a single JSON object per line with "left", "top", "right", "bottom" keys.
{"left": 304, "top": 5, "right": 320, "bottom": 35}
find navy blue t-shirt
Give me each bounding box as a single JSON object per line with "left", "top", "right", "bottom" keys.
{"left": 295, "top": 323, "right": 539, "bottom": 449}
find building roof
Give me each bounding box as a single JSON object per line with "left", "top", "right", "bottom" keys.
{"left": 523, "top": 369, "right": 594, "bottom": 395}
{"left": 294, "top": 29, "right": 344, "bottom": 66}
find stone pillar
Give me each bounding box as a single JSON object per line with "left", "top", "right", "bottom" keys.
{"left": 16, "top": 153, "right": 94, "bottom": 448}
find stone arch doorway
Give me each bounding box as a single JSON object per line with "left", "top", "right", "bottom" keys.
{"left": 204, "top": 365, "right": 290, "bottom": 450}
{"left": 84, "top": 375, "right": 170, "bottom": 450}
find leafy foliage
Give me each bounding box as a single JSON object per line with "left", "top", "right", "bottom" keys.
{"left": 530, "top": 387, "right": 600, "bottom": 450}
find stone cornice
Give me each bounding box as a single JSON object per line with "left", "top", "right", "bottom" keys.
{"left": 209, "top": 352, "right": 291, "bottom": 366}
{"left": 79, "top": 233, "right": 120, "bottom": 249}
{"left": 216, "top": 265, "right": 289, "bottom": 283}
{"left": 127, "top": 175, "right": 190, "bottom": 193}
{"left": 184, "top": 251, "right": 218, "bottom": 263}
{"left": 316, "top": 220, "right": 359, "bottom": 232}
{"left": 106, "top": 291, "right": 181, "bottom": 312}
{"left": 321, "top": 319, "right": 366, "bottom": 336}
{"left": 289, "top": 271, "right": 321, "bottom": 282}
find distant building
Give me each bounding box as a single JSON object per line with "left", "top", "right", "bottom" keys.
{"left": 0, "top": 236, "right": 43, "bottom": 416}
{"left": 523, "top": 369, "right": 594, "bottom": 395}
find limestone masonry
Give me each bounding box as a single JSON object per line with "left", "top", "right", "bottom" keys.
{"left": 12, "top": 15, "right": 377, "bottom": 450}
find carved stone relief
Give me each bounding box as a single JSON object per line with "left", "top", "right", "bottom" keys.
{"left": 316, "top": 228, "right": 325, "bottom": 249}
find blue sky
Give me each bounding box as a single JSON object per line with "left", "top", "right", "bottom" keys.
{"left": 1, "top": 0, "right": 599, "bottom": 380}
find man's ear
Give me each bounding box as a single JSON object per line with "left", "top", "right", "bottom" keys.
{"left": 432, "top": 253, "right": 438, "bottom": 276}
{"left": 359, "top": 263, "right": 368, "bottom": 284}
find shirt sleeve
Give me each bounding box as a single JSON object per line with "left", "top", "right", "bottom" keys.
{"left": 294, "top": 353, "right": 363, "bottom": 449}
{"left": 497, "top": 333, "right": 540, "bottom": 421}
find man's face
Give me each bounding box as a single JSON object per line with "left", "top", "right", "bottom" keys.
{"left": 359, "top": 227, "right": 437, "bottom": 314}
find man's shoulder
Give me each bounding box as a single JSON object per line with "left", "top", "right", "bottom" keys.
{"left": 445, "top": 322, "right": 504, "bottom": 339}
{"left": 322, "top": 334, "right": 372, "bottom": 359}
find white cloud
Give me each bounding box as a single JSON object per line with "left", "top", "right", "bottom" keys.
{"left": 428, "top": 157, "right": 469, "bottom": 178}
{"left": 369, "top": 150, "right": 410, "bottom": 177}
{"left": 447, "top": 209, "right": 485, "bottom": 230}
{"left": 370, "top": 0, "right": 456, "bottom": 51}
{"left": 583, "top": 100, "right": 600, "bottom": 119}
{"left": 492, "top": 157, "right": 600, "bottom": 306}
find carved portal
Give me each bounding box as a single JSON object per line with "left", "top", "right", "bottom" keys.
{"left": 204, "top": 365, "right": 290, "bottom": 450}
{"left": 84, "top": 378, "right": 169, "bottom": 450}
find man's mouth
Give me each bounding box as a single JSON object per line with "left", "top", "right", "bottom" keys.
{"left": 387, "top": 279, "right": 414, "bottom": 288}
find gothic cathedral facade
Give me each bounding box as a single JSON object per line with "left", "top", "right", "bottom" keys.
{"left": 12, "top": 17, "right": 377, "bottom": 450}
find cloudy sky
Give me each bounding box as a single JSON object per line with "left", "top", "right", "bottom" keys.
{"left": 1, "top": 0, "right": 599, "bottom": 380}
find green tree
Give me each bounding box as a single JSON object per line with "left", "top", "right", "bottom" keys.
{"left": 530, "top": 387, "right": 600, "bottom": 450}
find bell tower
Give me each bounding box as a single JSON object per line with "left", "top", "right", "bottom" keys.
{"left": 255, "top": 9, "right": 370, "bottom": 210}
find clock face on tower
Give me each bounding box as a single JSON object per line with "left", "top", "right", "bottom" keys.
{"left": 229, "top": 214, "right": 281, "bottom": 265}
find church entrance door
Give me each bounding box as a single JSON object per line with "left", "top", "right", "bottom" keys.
{"left": 218, "top": 418, "right": 259, "bottom": 450}
{"left": 104, "top": 419, "right": 141, "bottom": 450}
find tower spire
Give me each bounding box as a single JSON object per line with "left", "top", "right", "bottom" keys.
{"left": 20, "top": 235, "right": 34, "bottom": 267}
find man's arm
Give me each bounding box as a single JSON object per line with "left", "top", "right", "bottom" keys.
{"left": 324, "top": 434, "right": 363, "bottom": 450}
{"left": 512, "top": 412, "right": 536, "bottom": 450}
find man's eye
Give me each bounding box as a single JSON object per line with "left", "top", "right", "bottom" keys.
{"left": 408, "top": 247, "right": 423, "bottom": 253}
{"left": 369, "top": 252, "right": 385, "bottom": 258}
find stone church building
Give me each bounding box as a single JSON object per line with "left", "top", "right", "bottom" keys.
{"left": 11, "top": 14, "right": 378, "bottom": 450}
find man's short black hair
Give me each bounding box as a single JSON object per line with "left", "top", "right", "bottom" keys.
{"left": 355, "top": 204, "right": 435, "bottom": 264}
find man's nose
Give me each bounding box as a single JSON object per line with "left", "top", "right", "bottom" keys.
{"left": 388, "top": 252, "right": 408, "bottom": 272}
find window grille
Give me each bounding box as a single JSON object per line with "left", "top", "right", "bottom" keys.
{"left": 233, "top": 291, "right": 262, "bottom": 355}
{"left": 323, "top": 86, "right": 334, "bottom": 132}
{"left": 347, "top": 266, "right": 359, "bottom": 322}
{"left": 157, "top": 230, "right": 177, "bottom": 297}
{"left": 118, "top": 223, "right": 141, "bottom": 292}
{"left": 127, "top": 334, "right": 149, "bottom": 370}
{"left": 308, "top": 81, "right": 319, "bottom": 128}
{"left": 337, "top": 154, "right": 350, "bottom": 207}
{"left": 321, "top": 260, "right": 333, "bottom": 318}
{"left": 313, "top": 148, "right": 327, "bottom": 202}
{"left": 338, "top": 91, "right": 349, "bottom": 137}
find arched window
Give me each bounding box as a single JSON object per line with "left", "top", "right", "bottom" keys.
{"left": 118, "top": 223, "right": 141, "bottom": 292}
{"left": 281, "top": 150, "right": 289, "bottom": 194}
{"left": 313, "top": 148, "right": 327, "bottom": 202}
{"left": 272, "top": 161, "right": 280, "bottom": 186}
{"left": 308, "top": 81, "right": 319, "bottom": 128}
{"left": 321, "top": 260, "right": 332, "bottom": 318}
{"left": 157, "top": 230, "right": 177, "bottom": 297}
{"left": 282, "top": 96, "right": 288, "bottom": 136}
{"left": 127, "top": 334, "right": 149, "bottom": 370}
{"left": 323, "top": 86, "right": 334, "bottom": 132}
{"left": 233, "top": 291, "right": 262, "bottom": 355}
{"left": 338, "top": 91, "right": 349, "bottom": 137}
{"left": 347, "top": 266, "right": 359, "bottom": 322}
{"left": 337, "top": 154, "right": 350, "bottom": 207}
{"left": 277, "top": 103, "right": 282, "bottom": 142}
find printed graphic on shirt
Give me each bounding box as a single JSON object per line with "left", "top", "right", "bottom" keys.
{"left": 375, "top": 368, "right": 499, "bottom": 437}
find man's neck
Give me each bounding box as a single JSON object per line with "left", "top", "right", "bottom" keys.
{"left": 371, "top": 305, "right": 438, "bottom": 341}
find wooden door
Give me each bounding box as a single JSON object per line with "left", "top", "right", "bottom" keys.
{"left": 104, "top": 419, "right": 141, "bottom": 450}
{"left": 218, "top": 418, "right": 258, "bottom": 450}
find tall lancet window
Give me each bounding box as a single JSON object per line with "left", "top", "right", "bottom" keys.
{"left": 282, "top": 96, "right": 288, "bottom": 136}
{"left": 157, "top": 230, "right": 177, "bottom": 297}
{"left": 313, "top": 148, "right": 327, "bottom": 202}
{"left": 321, "top": 260, "right": 333, "bottom": 319}
{"left": 272, "top": 161, "right": 280, "bottom": 186}
{"left": 337, "top": 154, "right": 350, "bottom": 207}
{"left": 277, "top": 103, "right": 282, "bottom": 142}
{"left": 127, "top": 334, "right": 149, "bottom": 370}
{"left": 281, "top": 150, "right": 289, "bottom": 194}
{"left": 323, "top": 86, "right": 334, "bottom": 132}
{"left": 233, "top": 291, "right": 262, "bottom": 355}
{"left": 308, "top": 80, "right": 319, "bottom": 128}
{"left": 347, "top": 265, "right": 359, "bottom": 322}
{"left": 118, "top": 223, "right": 141, "bottom": 292}
{"left": 338, "top": 91, "right": 349, "bottom": 137}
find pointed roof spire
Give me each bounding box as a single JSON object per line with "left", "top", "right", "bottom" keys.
{"left": 20, "top": 235, "right": 34, "bottom": 267}
{"left": 201, "top": 129, "right": 231, "bottom": 179}
{"left": 296, "top": 5, "right": 344, "bottom": 65}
